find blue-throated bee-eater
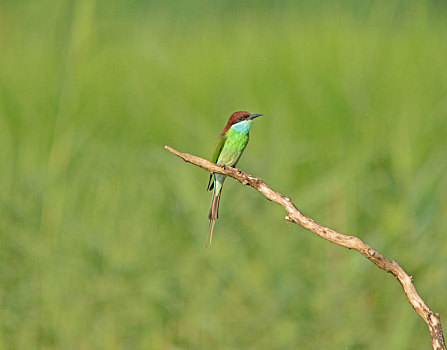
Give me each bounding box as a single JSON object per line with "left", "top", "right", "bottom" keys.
{"left": 206, "top": 111, "right": 262, "bottom": 248}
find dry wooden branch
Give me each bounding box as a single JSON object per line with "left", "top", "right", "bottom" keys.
{"left": 165, "top": 145, "right": 445, "bottom": 350}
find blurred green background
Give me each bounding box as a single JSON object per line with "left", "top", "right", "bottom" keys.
{"left": 1, "top": 0, "right": 447, "bottom": 348}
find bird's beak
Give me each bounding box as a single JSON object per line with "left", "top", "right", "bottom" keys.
{"left": 249, "top": 114, "right": 263, "bottom": 120}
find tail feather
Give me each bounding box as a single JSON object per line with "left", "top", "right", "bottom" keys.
{"left": 206, "top": 188, "right": 222, "bottom": 248}
{"left": 207, "top": 173, "right": 214, "bottom": 191}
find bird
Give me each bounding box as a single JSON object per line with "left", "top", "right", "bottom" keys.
{"left": 206, "top": 110, "right": 262, "bottom": 248}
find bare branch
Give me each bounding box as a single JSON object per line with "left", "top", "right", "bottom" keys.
{"left": 165, "top": 145, "right": 445, "bottom": 350}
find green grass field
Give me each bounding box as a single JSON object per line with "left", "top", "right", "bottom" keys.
{"left": 1, "top": 1, "right": 446, "bottom": 348}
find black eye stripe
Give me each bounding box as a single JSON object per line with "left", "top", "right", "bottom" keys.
{"left": 232, "top": 115, "right": 248, "bottom": 124}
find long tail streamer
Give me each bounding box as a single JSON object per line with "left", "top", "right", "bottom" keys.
{"left": 206, "top": 188, "right": 222, "bottom": 248}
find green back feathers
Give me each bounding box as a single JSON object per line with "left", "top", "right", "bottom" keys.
{"left": 207, "top": 133, "right": 227, "bottom": 191}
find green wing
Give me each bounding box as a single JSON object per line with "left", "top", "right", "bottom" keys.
{"left": 207, "top": 133, "right": 227, "bottom": 191}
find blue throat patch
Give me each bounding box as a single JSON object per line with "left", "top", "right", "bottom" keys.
{"left": 230, "top": 120, "right": 253, "bottom": 134}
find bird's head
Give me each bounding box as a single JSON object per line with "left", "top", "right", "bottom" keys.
{"left": 222, "top": 111, "right": 262, "bottom": 134}
{"left": 228, "top": 111, "right": 262, "bottom": 124}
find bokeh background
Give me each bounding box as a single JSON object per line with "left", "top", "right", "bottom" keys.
{"left": 1, "top": 0, "right": 447, "bottom": 348}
